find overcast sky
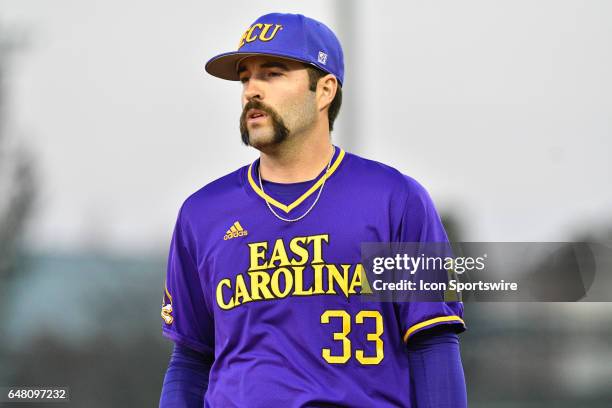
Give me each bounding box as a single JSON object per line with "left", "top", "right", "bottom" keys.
{"left": 1, "top": 0, "right": 610, "bottom": 254}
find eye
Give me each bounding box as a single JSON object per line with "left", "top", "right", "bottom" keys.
{"left": 267, "top": 71, "right": 282, "bottom": 78}
{"left": 239, "top": 76, "right": 249, "bottom": 84}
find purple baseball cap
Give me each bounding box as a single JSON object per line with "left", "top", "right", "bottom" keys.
{"left": 205, "top": 13, "right": 344, "bottom": 86}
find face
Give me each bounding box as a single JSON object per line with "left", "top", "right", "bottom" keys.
{"left": 238, "top": 56, "right": 318, "bottom": 150}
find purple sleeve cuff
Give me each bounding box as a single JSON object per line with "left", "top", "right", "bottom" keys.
{"left": 162, "top": 327, "right": 215, "bottom": 357}
{"left": 403, "top": 315, "right": 466, "bottom": 343}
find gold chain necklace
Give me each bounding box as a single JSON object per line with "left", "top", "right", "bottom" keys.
{"left": 258, "top": 146, "right": 335, "bottom": 223}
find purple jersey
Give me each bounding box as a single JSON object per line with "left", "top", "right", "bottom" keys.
{"left": 161, "top": 147, "right": 465, "bottom": 407}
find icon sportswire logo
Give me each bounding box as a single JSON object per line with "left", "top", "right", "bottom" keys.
{"left": 224, "top": 221, "right": 249, "bottom": 240}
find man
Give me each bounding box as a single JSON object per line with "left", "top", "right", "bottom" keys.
{"left": 160, "top": 13, "right": 467, "bottom": 407}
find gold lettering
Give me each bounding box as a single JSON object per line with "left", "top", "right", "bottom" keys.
{"left": 234, "top": 274, "right": 252, "bottom": 306}
{"left": 353, "top": 264, "right": 373, "bottom": 294}
{"left": 237, "top": 29, "right": 249, "bottom": 49}
{"left": 216, "top": 278, "right": 234, "bottom": 310}
{"left": 248, "top": 271, "right": 274, "bottom": 300}
{"left": 270, "top": 267, "right": 293, "bottom": 298}
{"left": 248, "top": 241, "right": 268, "bottom": 271}
{"left": 218, "top": 234, "right": 372, "bottom": 311}
{"left": 312, "top": 263, "right": 325, "bottom": 294}
{"left": 348, "top": 263, "right": 371, "bottom": 294}
{"left": 289, "top": 236, "right": 309, "bottom": 265}
{"left": 246, "top": 23, "right": 262, "bottom": 43}
{"left": 259, "top": 24, "right": 283, "bottom": 42}
{"left": 308, "top": 234, "right": 329, "bottom": 263}
{"left": 326, "top": 264, "right": 350, "bottom": 298}
{"left": 293, "top": 266, "right": 313, "bottom": 295}
{"left": 269, "top": 238, "right": 290, "bottom": 268}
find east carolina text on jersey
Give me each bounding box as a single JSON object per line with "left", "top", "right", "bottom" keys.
{"left": 216, "top": 233, "right": 372, "bottom": 310}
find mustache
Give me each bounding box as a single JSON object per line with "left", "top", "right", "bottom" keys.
{"left": 240, "top": 99, "right": 275, "bottom": 125}
{"left": 239, "top": 99, "right": 288, "bottom": 146}
{"left": 242, "top": 99, "right": 275, "bottom": 116}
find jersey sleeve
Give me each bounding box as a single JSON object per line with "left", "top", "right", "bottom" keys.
{"left": 161, "top": 204, "right": 215, "bottom": 357}
{"left": 395, "top": 175, "right": 466, "bottom": 343}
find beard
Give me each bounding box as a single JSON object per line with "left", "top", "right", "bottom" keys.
{"left": 239, "top": 99, "right": 289, "bottom": 148}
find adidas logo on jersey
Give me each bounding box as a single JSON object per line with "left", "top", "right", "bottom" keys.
{"left": 224, "top": 221, "right": 248, "bottom": 240}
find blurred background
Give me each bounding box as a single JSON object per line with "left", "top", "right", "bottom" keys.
{"left": 1, "top": 0, "right": 611, "bottom": 406}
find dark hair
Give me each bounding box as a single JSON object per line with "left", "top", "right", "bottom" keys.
{"left": 304, "top": 65, "right": 342, "bottom": 132}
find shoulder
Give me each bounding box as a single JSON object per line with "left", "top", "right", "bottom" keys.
{"left": 178, "top": 165, "right": 248, "bottom": 221}
{"left": 343, "top": 151, "right": 432, "bottom": 200}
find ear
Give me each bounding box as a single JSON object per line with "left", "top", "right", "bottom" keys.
{"left": 316, "top": 74, "right": 338, "bottom": 112}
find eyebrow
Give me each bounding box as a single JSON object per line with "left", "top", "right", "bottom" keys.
{"left": 237, "top": 61, "right": 290, "bottom": 74}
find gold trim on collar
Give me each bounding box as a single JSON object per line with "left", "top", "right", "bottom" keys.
{"left": 247, "top": 148, "right": 345, "bottom": 213}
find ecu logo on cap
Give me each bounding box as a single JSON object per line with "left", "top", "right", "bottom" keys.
{"left": 238, "top": 23, "right": 283, "bottom": 49}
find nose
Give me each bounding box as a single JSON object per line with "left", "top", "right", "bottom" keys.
{"left": 242, "top": 78, "right": 264, "bottom": 103}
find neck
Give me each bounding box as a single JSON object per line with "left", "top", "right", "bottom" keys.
{"left": 258, "top": 126, "right": 334, "bottom": 183}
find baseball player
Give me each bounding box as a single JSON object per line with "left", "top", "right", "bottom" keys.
{"left": 159, "top": 13, "right": 467, "bottom": 407}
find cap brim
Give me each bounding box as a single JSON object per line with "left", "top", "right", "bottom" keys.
{"left": 205, "top": 51, "right": 318, "bottom": 82}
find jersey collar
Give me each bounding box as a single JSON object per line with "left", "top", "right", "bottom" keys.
{"left": 247, "top": 148, "right": 345, "bottom": 213}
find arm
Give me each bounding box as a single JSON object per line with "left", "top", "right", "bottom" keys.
{"left": 407, "top": 326, "right": 467, "bottom": 408}
{"left": 159, "top": 344, "right": 213, "bottom": 408}
{"left": 160, "top": 203, "right": 216, "bottom": 407}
